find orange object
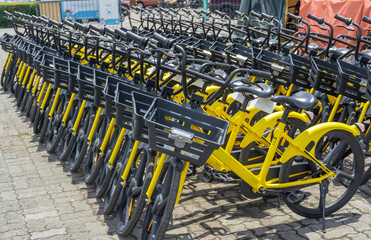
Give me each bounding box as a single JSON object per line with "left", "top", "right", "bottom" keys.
{"left": 300, "top": 0, "right": 371, "bottom": 46}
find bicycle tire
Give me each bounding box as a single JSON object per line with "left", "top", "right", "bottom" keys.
{"left": 116, "top": 147, "right": 154, "bottom": 237}
{"left": 39, "top": 110, "right": 50, "bottom": 143}
{"left": 20, "top": 91, "right": 29, "bottom": 112}
{"left": 279, "top": 129, "right": 364, "bottom": 218}
{"left": 141, "top": 160, "right": 182, "bottom": 240}
{"left": 103, "top": 138, "right": 134, "bottom": 215}
{"left": 25, "top": 94, "right": 34, "bottom": 118}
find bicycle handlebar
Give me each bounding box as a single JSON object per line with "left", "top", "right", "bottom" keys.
{"left": 115, "top": 29, "right": 127, "bottom": 39}
{"left": 362, "top": 16, "right": 371, "bottom": 24}
{"left": 63, "top": 20, "right": 74, "bottom": 28}
{"left": 287, "top": 12, "right": 302, "bottom": 22}
{"left": 89, "top": 25, "right": 103, "bottom": 34}
{"left": 74, "top": 22, "right": 88, "bottom": 33}
{"left": 49, "top": 19, "right": 62, "bottom": 28}
{"left": 251, "top": 69, "right": 271, "bottom": 79}
{"left": 334, "top": 14, "right": 352, "bottom": 25}
{"left": 307, "top": 13, "right": 324, "bottom": 24}
{"left": 250, "top": 11, "right": 261, "bottom": 19}
{"left": 127, "top": 31, "right": 149, "bottom": 48}
{"left": 4, "top": 10, "right": 12, "bottom": 17}
{"left": 153, "top": 32, "right": 175, "bottom": 48}
{"left": 261, "top": 13, "right": 274, "bottom": 21}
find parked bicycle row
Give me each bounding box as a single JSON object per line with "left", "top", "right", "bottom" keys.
{"left": 0, "top": 8, "right": 370, "bottom": 239}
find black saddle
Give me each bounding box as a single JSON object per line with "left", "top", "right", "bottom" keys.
{"left": 271, "top": 91, "right": 317, "bottom": 110}
{"left": 231, "top": 81, "right": 274, "bottom": 98}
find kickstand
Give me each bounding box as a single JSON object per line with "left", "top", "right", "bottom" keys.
{"left": 320, "top": 180, "right": 329, "bottom": 233}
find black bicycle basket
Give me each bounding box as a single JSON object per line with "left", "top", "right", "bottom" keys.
{"left": 310, "top": 57, "right": 339, "bottom": 96}
{"left": 144, "top": 98, "right": 229, "bottom": 166}
{"left": 76, "top": 65, "right": 94, "bottom": 101}
{"left": 225, "top": 44, "right": 258, "bottom": 68}
{"left": 68, "top": 60, "right": 80, "bottom": 93}
{"left": 131, "top": 90, "right": 156, "bottom": 143}
{"left": 114, "top": 81, "right": 142, "bottom": 129}
{"left": 53, "top": 57, "right": 70, "bottom": 90}
{"left": 337, "top": 60, "right": 369, "bottom": 102}
{"left": 256, "top": 49, "right": 291, "bottom": 87}
{"left": 289, "top": 53, "right": 312, "bottom": 89}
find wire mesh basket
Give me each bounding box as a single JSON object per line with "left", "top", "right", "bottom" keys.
{"left": 114, "top": 82, "right": 142, "bottom": 129}
{"left": 337, "top": 60, "right": 369, "bottom": 102}
{"left": 0, "top": 33, "right": 14, "bottom": 52}
{"left": 209, "top": 41, "right": 228, "bottom": 63}
{"left": 255, "top": 49, "right": 291, "bottom": 87}
{"left": 94, "top": 75, "right": 121, "bottom": 109}
{"left": 225, "top": 44, "right": 258, "bottom": 68}
{"left": 310, "top": 57, "right": 339, "bottom": 96}
{"left": 53, "top": 57, "right": 70, "bottom": 90}
{"left": 289, "top": 54, "right": 312, "bottom": 89}
{"left": 76, "top": 65, "right": 94, "bottom": 101}
{"left": 68, "top": 60, "right": 80, "bottom": 94}
{"left": 41, "top": 53, "right": 57, "bottom": 84}
{"left": 144, "top": 98, "right": 229, "bottom": 166}
{"left": 131, "top": 91, "right": 156, "bottom": 143}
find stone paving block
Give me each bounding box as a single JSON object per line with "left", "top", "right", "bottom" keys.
{"left": 30, "top": 228, "right": 67, "bottom": 240}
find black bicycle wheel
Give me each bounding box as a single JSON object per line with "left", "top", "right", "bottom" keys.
{"left": 116, "top": 147, "right": 154, "bottom": 237}
{"left": 46, "top": 94, "right": 67, "bottom": 153}
{"left": 96, "top": 130, "right": 127, "bottom": 198}
{"left": 141, "top": 159, "right": 182, "bottom": 240}
{"left": 69, "top": 106, "right": 94, "bottom": 171}
{"left": 103, "top": 137, "right": 134, "bottom": 215}
{"left": 279, "top": 129, "right": 364, "bottom": 218}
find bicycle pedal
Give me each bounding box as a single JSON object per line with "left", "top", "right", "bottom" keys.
{"left": 286, "top": 189, "right": 307, "bottom": 204}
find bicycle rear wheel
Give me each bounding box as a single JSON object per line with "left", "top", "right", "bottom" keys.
{"left": 279, "top": 129, "right": 364, "bottom": 218}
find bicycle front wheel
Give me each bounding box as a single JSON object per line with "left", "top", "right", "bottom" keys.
{"left": 141, "top": 159, "right": 182, "bottom": 240}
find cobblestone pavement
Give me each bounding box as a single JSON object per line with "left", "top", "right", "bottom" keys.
{"left": 1, "top": 27, "right": 371, "bottom": 240}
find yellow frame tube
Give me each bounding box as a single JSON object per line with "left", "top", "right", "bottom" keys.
{"left": 327, "top": 95, "right": 342, "bottom": 122}
{"left": 146, "top": 153, "right": 167, "bottom": 203}
{"left": 358, "top": 101, "right": 370, "bottom": 123}
{"left": 72, "top": 100, "right": 87, "bottom": 135}
{"left": 21, "top": 66, "right": 31, "bottom": 86}
{"left": 62, "top": 93, "right": 76, "bottom": 127}
{"left": 87, "top": 107, "right": 103, "bottom": 143}
{"left": 108, "top": 128, "right": 126, "bottom": 169}
{"left": 48, "top": 88, "right": 62, "bottom": 120}
{"left": 32, "top": 76, "right": 42, "bottom": 97}
{"left": 40, "top": 83, "right": 52, "bottom": 112}
{"left": 121, "top": 140, "right": 141, "bottom": 185}
{"left": 37, "top": 82, "right": 47, "bottom": 103}
{"left": 26, "top": 69, "right": 36, "bottom": 91}
{"left": 98, "top": 118, "right": 115, "bottom": 152}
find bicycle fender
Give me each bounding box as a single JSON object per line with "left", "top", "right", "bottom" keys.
{"left": 240, "top": 111, "right": 310, "bottom": 149}
{"left": 280, "top": 122, "right": 361, "bottom": 164}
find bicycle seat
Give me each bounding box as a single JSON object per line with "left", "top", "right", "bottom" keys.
{"left": 231, "top": 82, "right": 274, "bottom": 98}
{"left": 328, "top": 47, "right": 349, "bottom": 57}
{"left": 251, "top": 37, "right": 265, "bottom": 46}
{"left": 359, "top": 49, "right": 371, "bottom": 60}
{"left": 231, "top": 34, "right": 244, "bottom": 43}
{"left": 271, "top": 91, "right": 317, "bottom": 110}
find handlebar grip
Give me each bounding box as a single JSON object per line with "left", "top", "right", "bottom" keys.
{"left": 235, "top": 10, "right": 244, "bottom": 17}
{"left": 261, "top": 13, "right": 273, "bottom": 21}
{"left": 89, "top": 24, "right": 102, "bottom": 34}
{"left": 74, "top": 22, "right": 88, "bottom": 32}
{"left": 153, "top": 32, "right": 175, "bottom": 48}
{"left": 201, "top": 9, "right": 208, "bottom": 15}
{"left": 104, "top": 27, "right": 115, "bottom": 37}
{"left": 250, "top": 69, "right": 271, "bottom": 79}
{"left": 362, "top": 16, "right": 371, "bottom": 24}
{"left": 63, "top": 20, "right": 74, "bottom": 28}
{"left": 114, "top": 29, "right": 127, "bottom": 39}
{"left": 4, "top": 10, "right": 12, "bottom": 16}
{"left": 250, "top": 11, "right": 261, "bottom": 19}
{"left": 215, "top": 10, "right": 225, "bottom": 16}
{"left": 307, "top": 13, "right": 324, "bottom": 24}
{"left": 49, "top": 19, "right": 62, "bottom": 28}
{"left": 127, "top": 31, "right": 149, "bottom": 47}
{"left": 38, "top": 17, "right": 49, "bottom": 25}
{"left": 287, "top": 12, "right": 302, "bottom": 22}
{"left": 334, "top": 14, "right": 352, "bottom": 25}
